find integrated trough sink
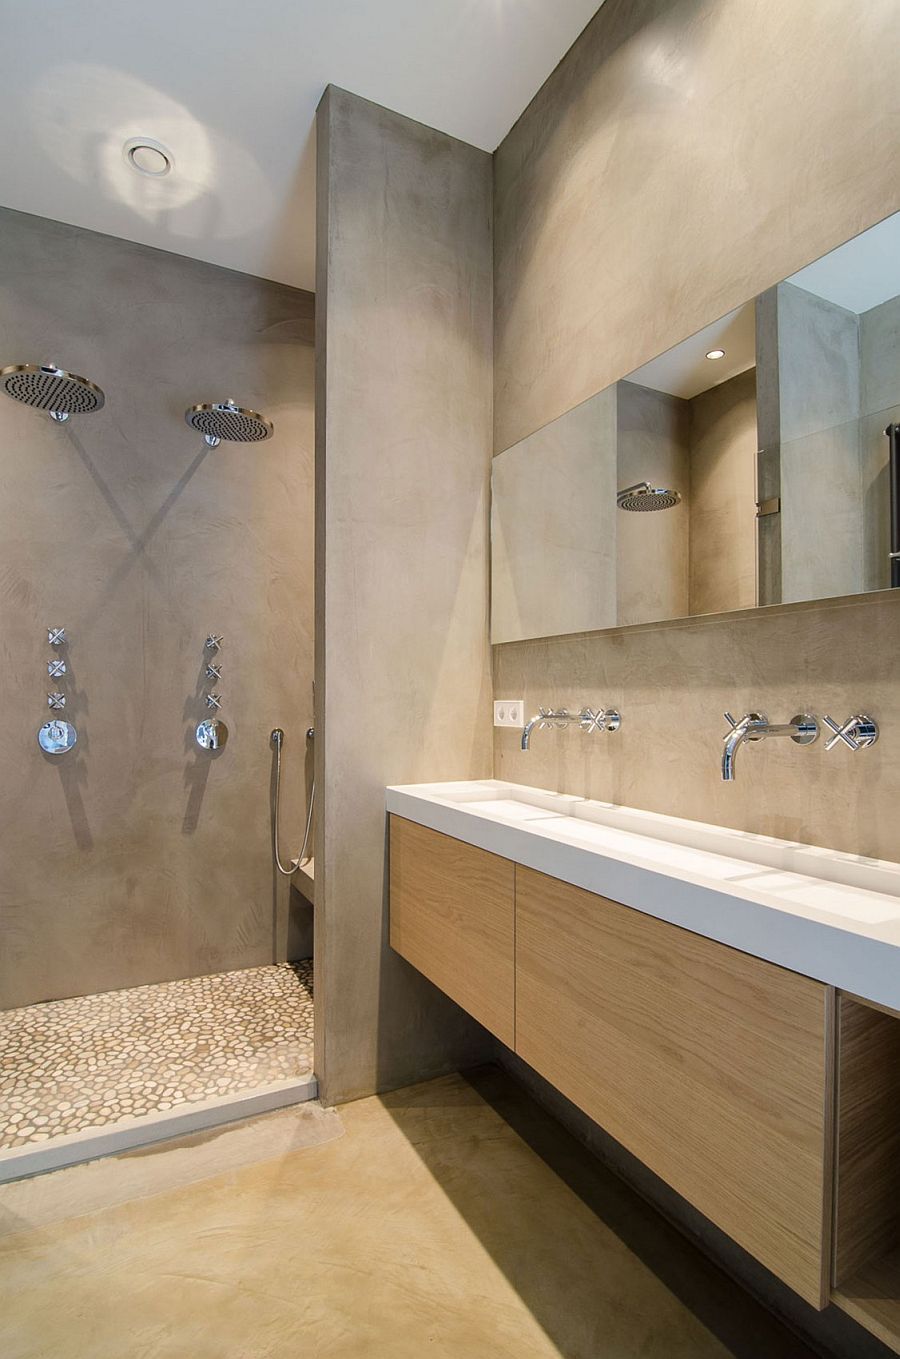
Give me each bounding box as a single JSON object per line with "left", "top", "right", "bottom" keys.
{"left": 386, "top": 779, "right": 900, "bottom": 1012}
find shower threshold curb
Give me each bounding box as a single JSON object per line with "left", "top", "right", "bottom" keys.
{"left": 0, "top": 1072, "right": 318, "bottom": 1183}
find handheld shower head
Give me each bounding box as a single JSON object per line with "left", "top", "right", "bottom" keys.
{"left": 0, "top": 363, "right": 105, "bottom": 422}
{"left": 616, "top": 481, "right": 681, "bottom": 512}
{"left": 185, "top": 399, "right": 273, "bottom": 448}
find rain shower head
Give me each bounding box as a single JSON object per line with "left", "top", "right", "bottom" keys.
{"left": 185, "top": 399, "right": 273, "bottom": 448}
{"left": 616, "top": 481, "right": 681, "bottom": 512}
{"left": 0, "top": 363, "right": 105, "bottom": 422}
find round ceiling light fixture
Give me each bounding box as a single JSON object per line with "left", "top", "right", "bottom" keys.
{"left": 705, "top": 347, "right": 726, "bottom": 360}
{"left": 123, "top": 136, "right": 173, "bottom": 177}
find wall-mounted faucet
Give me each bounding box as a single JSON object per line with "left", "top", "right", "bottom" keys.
{"left": 522, "top": 705, "right": 621, "bottom": 751}
{"left": 721, "top": 711, "right": 818, "bottom": 781}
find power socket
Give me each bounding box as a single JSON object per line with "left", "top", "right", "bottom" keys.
{"left": 494, "top": 699, "right": 524, "bottom": 728}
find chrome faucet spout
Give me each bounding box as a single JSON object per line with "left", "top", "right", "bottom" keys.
{"left": 521, "top": 715, "right": 542, "bottom": 751}
{"left": 721, "top": 711, "right": 818, "bottom": 781}
{"left": 721, "top": 714, "right": 761, "bottom": 781}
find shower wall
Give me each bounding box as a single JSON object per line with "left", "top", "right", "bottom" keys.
{"left": 0, "top": 208, "right": 315, "bottom": 1010}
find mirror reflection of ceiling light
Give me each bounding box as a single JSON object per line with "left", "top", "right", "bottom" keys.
{"left": 123, "top": 136, "right": 173, "bottom": 177}
{"left": 705, "top": 348, "right": 726, "bottom": 360}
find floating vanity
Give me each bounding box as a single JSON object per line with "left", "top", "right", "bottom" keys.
{"left": 386, "top": 780, "right": 900, "bottom": 1349}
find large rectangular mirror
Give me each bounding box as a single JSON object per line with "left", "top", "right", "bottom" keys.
{"left": 491, "top": 211, "right": 900, "bottom": 643}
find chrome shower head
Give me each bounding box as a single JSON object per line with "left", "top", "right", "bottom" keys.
{"left": 616, "top": 481, "right": 681, "bottom": 512}
{"left": 185, "top": 399, "right": 273, "bottom": 448}
{"left": 0, "top": 363, "right": 105, "bottom": 422}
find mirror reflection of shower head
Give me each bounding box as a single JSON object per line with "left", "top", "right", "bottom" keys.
{"left": 0, "top": 363, "right": 105, "bottom": 422}
{"left": 616, "top": 481, "right": 681, "bottom": 512}
{"left": 185, "top": 399, "right": 273, "bottom": 448}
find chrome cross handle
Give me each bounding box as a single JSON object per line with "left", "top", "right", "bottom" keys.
{"left": 578, "top": 707, "right": 622, "bottom": 734}
{"left": 205, "top": 662, "right": 223, "bottom": 681}
{"left": 47, "top": 627, "right": 66, "bottom": 646}
{"left": 205, "top": 692, "right": 223, "bottom": 712}
{"left": 823, "top": 714, "right": 879, "bottom": 752}
{"left": 205, "top": 634, "right": 224, "bottom": 652}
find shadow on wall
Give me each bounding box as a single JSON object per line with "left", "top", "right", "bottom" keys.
{"left": 379, "top": 1066, "right": 839, "bottom": 1359}
{"left": 66, "top": 428, "right": 211, "bottom": 629}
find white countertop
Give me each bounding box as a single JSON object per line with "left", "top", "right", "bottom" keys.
{"left": 386, "top": 779, "right": 900, "bottom": 1013}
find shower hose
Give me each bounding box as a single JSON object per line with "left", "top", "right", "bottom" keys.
{"left": 271, "top": 726, "right": 315, "bottom": 876}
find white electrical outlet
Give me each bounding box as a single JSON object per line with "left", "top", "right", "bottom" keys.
{"left": 493, "top": 699, "right": 524, "bottom": 728}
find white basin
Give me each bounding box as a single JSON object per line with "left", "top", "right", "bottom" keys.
{"left": 386, "top": 779, "right": 900, "bottom": 1011}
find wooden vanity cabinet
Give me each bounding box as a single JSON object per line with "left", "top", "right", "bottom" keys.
{"left": 389, "top": 816, "right": 515, "bottom": 1046}
{"left": 831, "top": 994, "right": 900, "bottom": 1352}
{"left": 515, "top": 867, "right": 834, "bottom": 1308}
{"left": 387, "top": 818, "right": 837, "bottom": 1309}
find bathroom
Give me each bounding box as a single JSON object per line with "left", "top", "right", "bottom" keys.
{"left": 2, "top": 3, "right": 900, "bottom": 1357}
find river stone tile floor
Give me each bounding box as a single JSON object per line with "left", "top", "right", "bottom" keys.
{"left": 0, "top": 960, "right": 313, "bottom": 1150}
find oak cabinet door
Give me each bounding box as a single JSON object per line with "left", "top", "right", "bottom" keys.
{"left": 389, "top": 816, "right": 515, "bottom": 1046}
{"left": 515, "top": 866, "right": 833, "bottom": 1307}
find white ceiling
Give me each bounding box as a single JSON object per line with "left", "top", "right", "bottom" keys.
{"left": 787, "top": 211, "right": 900, "bottom": 315}
{"left": 627, "top": 304, "right": 756, "bottom": 401}
{"left": 0, "top": 0, "right": 601, "bottom": 293}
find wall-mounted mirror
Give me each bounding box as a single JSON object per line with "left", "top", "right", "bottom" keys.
{"left": 491, "top": 211, "right": 900, "bottom": 643}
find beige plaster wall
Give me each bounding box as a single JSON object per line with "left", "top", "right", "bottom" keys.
{"left": 315, "top": 88, "right": 495, "bottom": 1103}
{"left": 688, "top": 368, "right": 757, "bottom": 616}
{"left": 491, "top": 386, "right": 617, "bottom": 644}
{"left": 492, "top": 0, "right": 900, "bottom": 859}
{"left": 494, "top": 0, "right": 900, "bottom": 455}
{"left": 616, "top": 381, "right": 689, "bottom": 625}
{"left": 494, "top": 592, "right": 900, "bottom": 862}
{"left": 0, "top": 209, "right": 315, "bottom": 1009}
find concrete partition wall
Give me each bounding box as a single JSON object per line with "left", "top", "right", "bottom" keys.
{"left": 315, "top": 88, "right": 495, "bottom": 1103}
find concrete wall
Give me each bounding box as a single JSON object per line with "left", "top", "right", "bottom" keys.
{"left": 315, "top": 88, "right": 495, "bottom": 1103}
{"left": 0, "top": 209, "right": 315, "bottom": 1009}
{"left": 491, "top": 386, "right": 617, "bottom": 644}
{"left": 492, "top": 0, "right": 900, "bottom": 860}
{"left": 616, "top": 381, "right": 689, "bottom": 625}
{"left": 494, "top": 0, "right": 900, "bottom": 455}
{"left": 494, "top": 591, "right": 900, "bottom": 862}
{"left": 688, "top": 368, "right": 757, "bottom": 617}
{"left": 860, "top": 293, "right": 900, "bottom": 591}
{"left": 775, "top": 284, "right": 863, "bottom": 604}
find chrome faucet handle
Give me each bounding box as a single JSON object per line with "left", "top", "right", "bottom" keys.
{"left": 205, "top": 692, "right": 223, "bottom": 712}
{"left": 823, "top": 714, "right": 878, "bottom": 752}
{"left": 578, "top": 707, "right": 622, "bottom": 734}
{"left": 47, "top": 658, "right": 67, "bottom": 678}
{"left": 47, "top": 692, "right": 66, "bottom": 710}
{"left": 47, "top": 627, "right": 66, "bottom": 647}
{"left": 539, "top": 707, "right": 568, "bottom": 730}
{"left": 205, "top": 662, "right": 223, "bottom": 681}
{"left": 205, "top": 634, "right": 223, "bottom": 652}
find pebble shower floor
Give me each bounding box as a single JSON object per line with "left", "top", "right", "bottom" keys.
{"left": 0, "top": 961, "right": 313, "bottom": 1149}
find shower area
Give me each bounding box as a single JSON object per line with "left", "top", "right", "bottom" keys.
{"left": 0, "top": 208, "right": 317, "bottom": 1176}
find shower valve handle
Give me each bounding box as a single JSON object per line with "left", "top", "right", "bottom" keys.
{"left": 205, "top": 635, "right": 223, "bottom": 652}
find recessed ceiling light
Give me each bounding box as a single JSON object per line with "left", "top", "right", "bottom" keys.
{"left": 705, "top": 348, "right": 726, "bottom": 360}
{"left": 123, "top": 136, "right": 173, "bottom": 178}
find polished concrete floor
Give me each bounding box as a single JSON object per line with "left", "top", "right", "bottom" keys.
{"left": 0, "top": 1067, "right": 822, "bottom": 1359}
